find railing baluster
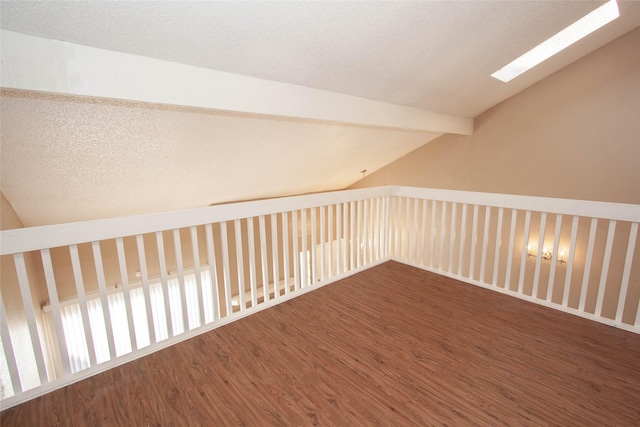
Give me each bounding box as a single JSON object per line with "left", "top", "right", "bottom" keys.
{"left": 115, "top": 238, "right": 137, "bottom": 351}
{"left": 40, "top": 249, "right": 71, "bottom": 375}
{"left": 204, "top": 224, "right": 220, "bottom": 321}
{"left": 383, "top": 196, "right": 390, "bottom": 259}
{"left": 420, "top": 199, "right": 428, "bottom": 265}
{"left": 282, "top": 212, "right": 291, "bottom": 295}
{"left": 336, "top": 204, "right": 342, "bottom": 274}
{"left": 532, "top": 213, "right": 547, "bottom": 298}
{"left": 363, "top": 199, "right": 369, "bottom": 264}
{"left": 219, "top": 223, "right": 232, "bottom": 316}
{"left": 397, "top": 197, "right": 403, "bottom": 259}
{"left": 311, "top": 208, "right": 318, "bottom": 283}
{"left": 0, "top": 293, "right": 22, "bottom": 394}
{"left": 350, "top": 201, "right": 356, "bottom": 267}
{"left": 172, "top": 229, "right": 190, "bottom": 331}
{"left": 376, "top": 198, "right": 383, "bottom": 261}
{"left": 69, "top": 244, "right": 97, "bottom": 366}
{"left": 190, "top": 227, "right": 205, "bottom": 327}
{"left": 155, "top": 232, "right": 174, "bottom": 336}
{"left": 492, "top": 208, "right": 504, "bottom": 286}
{"left": 320, "top": 206, "right": 326, "bottom": 281}
{"left": 370, "top": 198, "right": 375, "bottom": 263}
{"left": 357, "top": 200, "right": 363, "bottom": 268}
{"left": 91, "top": 242, "right": 116, "bottom": 360}
{"left": 292, "top": 210, "right": 300, "bottom": 290}
{"left": 411, "top": 199, "right": 419, "bottom": 263}
{"left": 469, "top": 205, "right": 479, "bottom": 280}
{"left": 368, "top": 198, "right": 374, "bottom": 262}
{"left": 616, "top": 222, "right": 638, "bottom": 323}
{"left": 12, "top": 253, "right": 48, "bottom": 383}
{"left": 388, "top": 197, "right": 395, "bottom": 258}
{"left": 430, "top": 200, "right": 437, "bottom": 268}
{"left": 271, "top": 214, "right": 280, "bottom": 298}
{"left": 362, "top": 199, "right": 371, "bottom": 265}
{"left": 259, "top": 215, "right": 269, "bottom": 300}
{"left": 247, "top": 218, "right": 258, "bottom": 307}
{"left": 368, "top": 198, "right": 373, "bottom": 263}
{"left": 377, "top": 198, "right": 381, "bottom": 261}
{"left": 362, "top": 199, "right": 373, "bottom": 266}
{"left": 364, "top": 198, "right": 370, "bottom": 264}
{"left": 439, "top": 202, "right": 447, "bottom": 271}
{"left": 547, "top": 215, "right": 563, "bottom": 302}
{"left": 369, "top": 199, "right": 375, "bottom": 262}
{"left": 395, "top": 198, "right": 402, "bottom": 260}
{"left": 563, "top": 216, "right": 580, "bottom": 307}
{"left": 371, "top": 198, "right": 377, "bottom": 263}
{"left": 504, "top": 210, "right": 517, "bottom": 290}
{"left": 579, "top": 218, "right": 598, "bottom": 312}
{"left": 518, "top": 211, "right": 532, "bottom": 294}
{"left": 343, "top": 202, "right": 350, "bottom": 269}
{"left": 404, "top": 198, "right": 411, "bottom": 262}
{"left": 595, "top": 220, "right": 617, "bottom": 317}
{"left": 479, "top": 206, "right": 491, "bottom": 282}
{"left": 449, "top": 203, "right": 457, "bottom": 274}
{"left": 234, "top": 220, "right": 246, "bottom": 311}
{"left": 398, "top": 197, "right": 404, "bottom": 259}
{"left": 458, "top": 204, "right": 468, "bottom": 277}
{"left": 301, "top": 209, "right": 308, "bottom": 287}
{"left": 136, "top": 235, "right": 156, "bottom": 343}
{"left": 328, "top": 205, "right": 334, "bottom": 275}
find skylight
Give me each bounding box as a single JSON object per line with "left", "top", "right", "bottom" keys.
{"left": 491, "top": 0, "right": 619, "bottom": 83}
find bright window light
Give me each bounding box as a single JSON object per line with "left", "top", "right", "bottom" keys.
{"left": 491, "top": 0, "right": 619, "bottom": 82}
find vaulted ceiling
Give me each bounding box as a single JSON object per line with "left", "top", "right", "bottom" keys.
{"left": 2, "top": 1, "right": 639, "bottom": 227}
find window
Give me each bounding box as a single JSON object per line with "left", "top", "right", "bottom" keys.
{"left": 46, "top": 270, "right": 216, "bottom": 373}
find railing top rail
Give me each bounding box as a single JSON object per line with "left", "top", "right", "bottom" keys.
{"left": 391, "top": 186, "right": 640, "bottom": 223}
{"left": 3, "top": 185, "right": 638, "bottom": 256}
{"left": 0, "top": 186, "right": 392, "bottom": 255}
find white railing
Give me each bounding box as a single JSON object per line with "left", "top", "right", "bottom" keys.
{"left": 0, "top": 186, "right": 638, "bottom": 409}
{"left": 0, "top": 187, "right": 389, "bottom": 409}
{"left": 388, "top": 187, "right": 640, "bottom": 334}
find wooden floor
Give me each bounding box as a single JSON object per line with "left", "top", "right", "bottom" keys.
{"left": 2, "top": 261, "right": 640, "bottom": 426}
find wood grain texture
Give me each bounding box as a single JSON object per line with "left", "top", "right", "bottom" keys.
{"left": 2, "top": 261, "right": 639, "bottom": 426}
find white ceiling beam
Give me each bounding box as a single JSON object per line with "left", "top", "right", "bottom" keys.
{"left": 0, "top": 30, "right": 473, "bottom": 135}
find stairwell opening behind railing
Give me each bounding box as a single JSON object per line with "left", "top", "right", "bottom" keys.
{"left": 1, "top": 186, "right": 638, "bottom": 409}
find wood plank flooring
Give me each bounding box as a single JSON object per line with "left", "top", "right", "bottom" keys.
{"left": 2, "top": 261, "right": 640, "bottom": 426}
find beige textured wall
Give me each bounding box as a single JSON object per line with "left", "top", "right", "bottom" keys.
{"left": 352, "top": 27, "right": 640, "bottom": 205}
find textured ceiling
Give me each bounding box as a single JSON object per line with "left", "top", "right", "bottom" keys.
{"left": 1, "top": 1, "right": 639, "bottom": 227}
{"left": 2, "top": 1, "right": 639, "bottom": 117}
{"left": 0, "top": 90, "right": 439, "bottom": 227}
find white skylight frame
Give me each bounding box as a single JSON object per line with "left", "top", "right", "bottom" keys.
{"left": 491, "top": 0, "right": 620, "bottom": 83}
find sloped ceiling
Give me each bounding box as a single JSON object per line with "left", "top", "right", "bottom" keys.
{"left": 1, "top": 90, "right": 440, "bottom": 226}
{"left": 1, "top": 1, "right": 639, "bottom": 227}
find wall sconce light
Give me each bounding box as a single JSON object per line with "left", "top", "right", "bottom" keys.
{"left": 558, "top": 249, "right": 567, "bottom": 264}
{"left": 527, "top": 244, "right": 567, "bottom": 264}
